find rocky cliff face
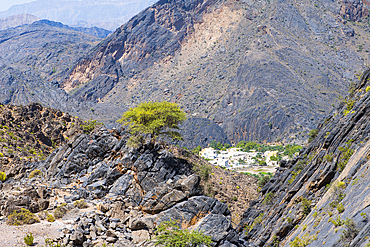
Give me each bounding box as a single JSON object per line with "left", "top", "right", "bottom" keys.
{"left": 59, "top": 0, "right": 370, "bottom": 146}
{"left": 340, "top": 0, "right": 370, "bottom": 21}
{"left": 0, "top": 103, "right": 83, "bottom": 177}
{"left": 234, "top": 68, "right": 370, "bottom": 246}
{"left": 60, "top": 0, "right": 219, "bottom": 98}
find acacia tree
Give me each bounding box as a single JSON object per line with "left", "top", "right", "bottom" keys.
{"left": 117, "top": 101, "right": 186, "bottom": 144}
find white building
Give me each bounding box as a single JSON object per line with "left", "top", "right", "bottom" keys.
{"left": 200, "top": 147, "right": 218, "bottom": 160}
{"left": 200, "top": 147, "right": 280, "bottom": 169}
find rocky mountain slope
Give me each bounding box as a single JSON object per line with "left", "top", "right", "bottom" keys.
{"left": 0, "top": 14, "right": 39, "bottom": 30}
{"left": 55, "top": 0, "right": 370, "bottom": 145}
{"left": 0, "top": 0, "right": 157, "bottom": 31}
{"left": 0, "top": 106, "right": 258, "bottom": 246}
{"left": 0, "top": 103, "right": 83, "bottom": 177}
{"left": 232, "top": 69, "right": 370, "bottom": 246}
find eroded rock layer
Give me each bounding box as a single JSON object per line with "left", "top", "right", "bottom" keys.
{"left": 236, "top": 69, "right": 370, "bottom": 246}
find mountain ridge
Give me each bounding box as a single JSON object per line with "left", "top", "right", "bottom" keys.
{"left": 58, "top": 0, "right": 370, "bottom": 146}
{"left": 0, "top": 14, "right": 39, "bottom": 31}
{"left": 0, "top": 0, "right": 157, "bottom": 31}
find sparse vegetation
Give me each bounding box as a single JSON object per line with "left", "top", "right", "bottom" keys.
{"left": 300, "top": 197, "right": 312, "bottom": 216}
{"left": 263, "top": 192, "right": 275, "bottom": 205}
{"left": 245, "top": 213, "right": 264, "bottom": 233}
{"left": 308, "top": 129, "right": 318, "bottom": 142}
{"left": 328, "top": 215, "right": 344, "bottom": 227}
{"left": 337, "top": 140, "right": 354, "bottom": 172}
{"left": 24, "top": 233, "right": 34, "bottom": 246}
{"left": 289, "top": 233, "right": 317, "bottom": 247}
{"left": 80, "top": 119, "right": 102, "bottom": 134}
{"left": 329, "top": 181, "right": 346, "bottom": 209}
{"left": 192, "top": 163, "right": 212, "bottom": 182}
{"left": 343, "top": 99, "right": 356, "bottom": 116}
{"left": 337, "top": 202, "right": 345, "bottom": 213}
{"left": 29, "top": 169, "right": 42, "bottom": 179}
{"left": 47, "top": 214, "right": 55, "bottom": 222}
{"left": 192, "top": 145, "right": 202, "bottom": 154}
{"left": 324, "top": 153, "right": 333, "bottom": 162}
{"left": 153, "top": 219, "right": 212, "bottom": 246}
{"left": 340, "top": 218, "right": 359, "bottom": 245}
{"left": 126, "top": 134, "right": 144, "bottom": 148}
{"left": 7, "top": 208, "right": 40, "bottom": 225}
{"left": 257, "top": 173, "right": 272, "bottom": 188}
{"left": 74, "top": 199, "right": 87, "bottom": 209}
{"left": 53, "top": 203, "right": 69, "bottom": 219}
{"left": 0, "top": 171, "right": 6, "bottom": 182}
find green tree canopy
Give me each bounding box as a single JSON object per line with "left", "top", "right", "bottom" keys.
{"left": 117, "top": 101, "right": 186, "bottom": 143}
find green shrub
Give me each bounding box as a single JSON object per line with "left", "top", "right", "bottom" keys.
{"left": 366, "top": 86, "right": 370, "bottom": 93}
{"left": 313, "top": 216, "right": 322, "bottom": 228}
{"left": 192, "top": 145, "right": 202, "bottom": 154}
{"left": 80, "top": 119, "right": 102, "bottom": 134}
{"left": 153, "top": 219, "right": 212, "bottom": 247}
{"left": 29, "top": 169, "right": 42, "bottom": 179}
{"left": 300, "top": 198, "right": 312, "bottom": 216}
{"left": 47, "top": 214, "right": 55, "bottom": 222}
{"left": 324, "top": 153, "right": 333, "bottom": 162}
{"left": 74, "top": 199, "right": 87, "bottom": 209}
{"left": 263, "top": 192, "right": 275, "bottom": 205}
{"left": 344, "top": 99, "right": 356, "bottom": 112}
{"left": 7, "top": 208, "right": 40, "bottom": 225}
{"left": 337, "top": 203, "right": 345, "bottom": 213}
{"left": 289, "top": 233, "right": 317, "bottom": 247}
{"left": 302, "top": 224, "right": 307, "bottom": 232}
{"left": 257, "top": 174, "right": 272, "bottom": 188}
{"left": 102, "top": 243, "right": 115, "bottom": 247}
{"left": 308, "top": 129, "right": 318, "bottom": 142}
{"left": 328, "top": 215, "right": 344, "bottom": 227}
{"left": 0, "top": 152, "right": 3, "bottom": 157}
{"left": 288, "top": 169, "right": 302, "bottom": 184}
{"left": 192, "top": 163, "right": 212, "bottom": 182}
{"left": 0, "top": 171, "right": 6, "bottom": 182}
{"left": 245, "top": 213, "right": 264, "bottom": 234}
{"left": 44, "top": 238, "right": 65, "bottom": 247}
{"left": 126, "top": 135, "right": 144, "bottom": 148}
{"left": 337, "top": 140, "right": 354, "bottom": 172}
{"left": 24, "top": 233, "right": 34, "bottom": 246}
{"left": 340, "top": 218, "right": 359, "bottom": 244}
{"left": 53, "top": 203, "right": 69, "bottom": 219}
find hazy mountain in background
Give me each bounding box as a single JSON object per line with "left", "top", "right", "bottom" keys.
{"left": 0, "top": 13, "right": 39, "bottom": 30}
{"left": 0, "top": 0, "right": 158, "bottom": 31}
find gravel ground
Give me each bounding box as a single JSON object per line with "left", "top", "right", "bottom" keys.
{"left": 0, "top": 219, "right": 66, "bottom": 247}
